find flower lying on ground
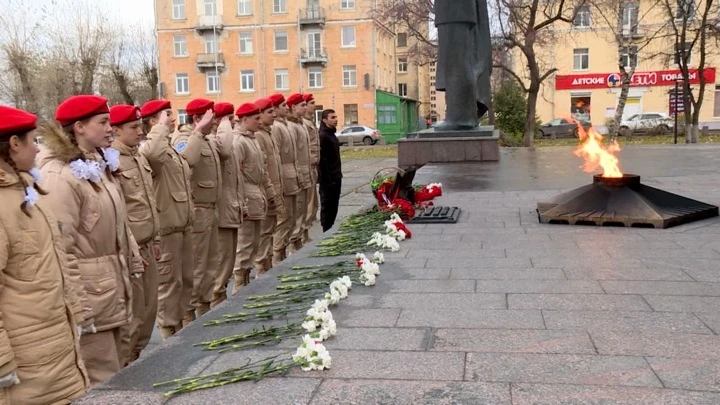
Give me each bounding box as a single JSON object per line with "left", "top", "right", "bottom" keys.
{"left": 293, "top": 335, "right": 332, "bottom": 371}
{"left": 373, "top": 251, "right": 385, "bottom": 264}
{"left": 324, "top": 276, "right": 351, "bottom": 305}
{"left": 355, "top": 254, "right": 381, "bottom": 286}
{"left": 367, "top": 232, "right": 400, "bottom": 252}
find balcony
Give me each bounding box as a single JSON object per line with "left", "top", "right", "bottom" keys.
{"left": 300, "top": 48, "right": 328, "bottom": 66}
{"left": 299, "top": 7, "right": 326, "bottom": 27}
{"left": 195, "top": 15, "right": 223, "bottom": 32}
{"left": 196, "top": 53, "right": 225, "bottom": 70}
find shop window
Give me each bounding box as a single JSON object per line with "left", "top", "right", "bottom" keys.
{"left": 571, "top": 95, "right": 591, "bottom": 122}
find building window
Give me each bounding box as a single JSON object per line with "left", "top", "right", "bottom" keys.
{"left": 204, "top": 0, "right": 216, "bottom": 16}
{"left": 175, "top": 73, "right": 189, "bottom": 94}
{"left": 237, "top": 0, "right": 252, "bottom": 15}
{"left": 378, "top": 105, "right": 397, "bottom": 124}
{"left": 239, "top": 32, "right": 253, "bottom": 54}
{"left": 620, "top": 46, "right": 638, "bottom": 68}
{"left": 398, "top": 83, "right": 408, "bottom": 97}
{"left": 343, "top": 65, "right": 357, "bottom": 87}
{"left": 275, "top": 69, "right": 289, "bottom": 90}
{"left": 714, "top": 85, "right": 720, "bottom": 117}
{"left": 178, "top": 109, "right": 187, "bottom": 124}
{"left": 341, "top": 26, "right": 356, "bottom": 48}
{"left": 275, "top": 30, "right": 288, "bottom": 51}
{"left": 398, "top": 58, "right": 408, "bottom": 73}
{"left": 676, "top": 0, "right": 694, "bottom": 19}
{"left": 173, "top": 35, "right": 188, "bottom": 57}
{"left": 674, "top": 42, "right": 692, "bottom": 65}
{"left": 622, "top": 3, "right": 639, "bottom": 35}
{"left": 571, "top": 95, "right": 591, "bottom": 122}
{"left": 206, "top": 71, "right": 220, "bottom": 93}
{"left": 240, "top": 70, "right": 254, "bottom": 91}
{"left": 340, "top": 0, "right": 355, "bottom": 10}
{"left": 172, "top": 0, "right": 185, "bottom": 19}
{"left": 204, "top": 33, "right": 217, "bottom": 54}
{"left": 573, "top": 5, "right": 590, "bottom": 27}
{"left": 343, "top": 104, "right": 358, "bottom": 125}
{"left": 308, "top": 67, "right": 323, "bottom": 88}
{"left": 397, "top": 32, "right": 407, "bottom": 47}
{"left": 273, "top": 0, "right": 286, "bottom": 13}
{"left": 573, "top": 48, "right": 589, "bottom": 71}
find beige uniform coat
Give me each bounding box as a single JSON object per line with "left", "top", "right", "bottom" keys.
{"left": 214, "top": 121, "right": 244, "bottom": 228}
{"left": 235, "top": 130, "right": 271, "bottom": 222}
{"left": 255, "top": 125, "right": 283, "bottom": 216}
{"left": 303, "top": 116, "right": 320, "bottom": 182}
{"left": 273, "top": 118, "right": 300, "bottom": 196}
{"left": 0, "top": 165, "right": 89, "bottom": 405}
{"left": 286, "top": 116, "right": 312, "bottom": 190}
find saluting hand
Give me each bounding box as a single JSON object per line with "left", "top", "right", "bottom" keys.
{"left": 197, "top": 109, "right": 215, "bottom": 133}
{"left": 159, "top": 110, "right": 170, "bottom": 127}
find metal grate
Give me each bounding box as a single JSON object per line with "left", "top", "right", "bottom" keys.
{"left": 408, "top": 206, "right": 461, "bottom": 224}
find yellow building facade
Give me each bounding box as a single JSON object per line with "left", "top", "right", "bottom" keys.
{"left": 522, "top": 1, "right": 718, "bottom": 130}
{"left": 155, "top": 0, "right": 428, "bottom": 128}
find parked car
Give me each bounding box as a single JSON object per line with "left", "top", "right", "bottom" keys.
{"left": 538, "top": 118, "right": 591, "bottom": 138}
{"left": 619, "top": 113, "right": 673, "bottom": 134}
{"left": 336, "top": 125, "right": 383, "bottom": 145}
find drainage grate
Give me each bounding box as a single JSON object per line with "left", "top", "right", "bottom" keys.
{"left": 408, "top": 206, "right": 461, "bottom": 224}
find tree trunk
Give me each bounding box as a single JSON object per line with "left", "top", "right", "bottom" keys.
{"left": 112, "top": 66, "right": 135, "bottom": 104}
{"left": 610, "top": 70, "right": 634, "bottom": 139}
{"left": 523, "top": 90, "right": 538, "bottom": 147}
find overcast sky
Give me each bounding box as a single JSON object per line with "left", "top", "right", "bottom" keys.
{"left": 14, "top": 0, "right": 155, "bottom": 25}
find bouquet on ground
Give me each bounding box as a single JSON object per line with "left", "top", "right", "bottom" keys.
{"left": 413, "top": 182, "right": 443, "bottom": 202}
{"left": 293, "top": 335, "right": 332, "bottom": 371}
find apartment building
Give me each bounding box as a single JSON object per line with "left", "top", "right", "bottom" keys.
{"left": 428, "top": 61, "right": 446, "bottom": 122}
{"left": 518, "top": 0, "right": 718, "bottom": 128}
{"left": 155, "top": 0, "right": 428, "bottom": 131}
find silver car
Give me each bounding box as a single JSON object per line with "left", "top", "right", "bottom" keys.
{"left": 336, "top": 125, "right": 383, "bottom": 145}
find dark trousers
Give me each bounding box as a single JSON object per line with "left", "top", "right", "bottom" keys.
{"left": 319, "top": 180, "right": 342, "bottom": 232}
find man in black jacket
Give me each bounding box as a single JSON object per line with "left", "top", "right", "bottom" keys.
{"left": 317, "top": 109, "right": 342, "bottom": 231}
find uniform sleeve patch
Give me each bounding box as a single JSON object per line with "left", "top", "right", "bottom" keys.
{"left": 175, "top": 142, "right": 187, "bottom": 153}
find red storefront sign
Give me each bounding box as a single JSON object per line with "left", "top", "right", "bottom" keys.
{"left": 555, "top": 68, "right": 716, "bottom": 90}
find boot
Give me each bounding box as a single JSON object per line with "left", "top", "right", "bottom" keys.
{"left": 231, "top": 269, "right": 251, "bottom": 295}
{"left": 272, "top": 250, "right": 286, "bottom": 267}
{"left": 210, "top": 294, "right": 226, "bottom": 309}
{"left": 195, "top": 302, "right": 210, "bottom": 318}
{"left": 159, "top": 326, "right": 176, "bottom": 339}
{"left": 181, "top": 312, "right": 195, "bottom": 328}
{"left": 243, "top": 268, "right": 251, "bottom": 286}
{"left": 302, "top": 230, "right": 312, "bottom": 245}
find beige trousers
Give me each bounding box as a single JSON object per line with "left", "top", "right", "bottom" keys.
{"left": 127, "top": 243, "right": 158, "bottom": 363}
{"left": 156, "top": 226, "right": 193, "bottom": 331}
{"left": 235, "top": 219, "right": 262, "bottom": 272}
{"left": 191, "top": 205, "right": 220, "bottom": 316}
{"left": 255, "top": 215, "right": 277, "bottom": 271}
{"left": 273, "top": 194, "right": 297, "bottom": 261}
{"left": 212, "top": 227, "right": 239, "bottom": 307}
{"left": 290, "top": 189, "right": 309, "bottom": 248}
{"left": 80, "top": 328, "right": 122, "bottom": 386}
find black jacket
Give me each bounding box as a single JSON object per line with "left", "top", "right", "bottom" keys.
{"left": 318, "top": 122, "right": 342, "bottom": 185}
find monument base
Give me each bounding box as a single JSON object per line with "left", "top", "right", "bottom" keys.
{"left": 398, "top": 126, "right": 500, "bottom": 168}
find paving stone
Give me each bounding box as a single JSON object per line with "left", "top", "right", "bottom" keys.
{"left": 646, "top": 357, "right": 720, "bottom": 392}
{"left": 592, "top": 331, "right": 720, "bottom": 360}
{"left": 167, "top": 378, "right": 322, "bottom": 405}
{"left": 289, "top": 350, "right": 466, "bottom": 381}
{"left": 396, "top": 308, "right": 544, "bottom": 329}
{"left": 601, "top": 281, "right": 720, "bottom": 296}
{"left": 676, "top": 267, "right": 720, "bottom": 283}
{"left": 694, "top": 312, "right": 720, "bottom": 334}
{"left": 643, "top": 295, "right": 720, "bottom": 312}
{"left": 334, "top": 309, "right": 402, "bottom": 327}
{"left": 511, "top": 383, "right": 720, "bottom": 405}
{"left": 432, "top": 329, "right": 595, "bottom": 354}
{"left": 449, "top": 268, "right": 566, "bottom": 280}
{"left": 426, "top": 257, "right": 532, "bottom": 268}
{"left": 405, "top": 248, "right": 507, "bottom": 259}
{"left": 507, "top": 248, "right": 611, "bottom": 258}
{"left": 395, "top": 268, "right": 452, "bottom": 279}
{"left": 74, "top": 390, "right": 168, "bottom": 405}
{"left": 323, "top": 327, "right": 428, "bottom": 351}
{"left": 574, "top": 240, "right": 684, "bottom": 250}
{"left": 340, "top": 294, "right": 376, "bottom": 308}
{"left": 532, "top": 258, "right": 648, "bottom": 269}
{"left": 465, "top": 353, "right": 662, "bottom": 387}
{"left": 543, "top": 310, "right": 713, "bottom": 334}
{"left": 377, "top": 293, "right": 506, "bottom": 309}
{"left": 476, "top": 280, "right": 603, "bottom": 294}
{"left": 309, "top": 379, "right": 511, "bottom": 405}
{"left": 383, "top": 280, "right": 476, "bottom": 293}
{"left": 607, "top": 249, "right": 720, "bottom": 259}
{"left": 563, "top": 267, "right": 693, "bottom": 281}
{"left": 509, "top": 294, "right": 651, "bottom": 311}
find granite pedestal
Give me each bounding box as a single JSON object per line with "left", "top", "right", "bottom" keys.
{"left": 397, "top": 125, "right": 500, "bottom": 169}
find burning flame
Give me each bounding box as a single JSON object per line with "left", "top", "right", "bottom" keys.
{"left": 572, "top": 122, "right": 623, "bottom": 178}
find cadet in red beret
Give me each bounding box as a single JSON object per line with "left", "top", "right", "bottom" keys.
{"left": 38, "top": 94, "right": 145, "bottom": 384}
{"left": 270, "top": 93, "right": 300, "bottom": 264}
{"left": 141, "top": 100, "right": 176, "bottom": 133}
{"left": 252, "top": 98, "right": 284, "bottom": 276}
{"left": 285, "top": 93, "right": 312, "bottom": 253}
{"left": 212, "top": 102, "right": 235, "bottom": 134}
{"left": 171, "top": 98, "right": 234, "bottom": 318}
{"left": 301, "top": 93, "right": 320, "bottom": 245}
{"left": 0, "top": 105, "right": 89, "bottom": 403}
{"left": 110, "top": 104, "right": 162, "bottom": 362}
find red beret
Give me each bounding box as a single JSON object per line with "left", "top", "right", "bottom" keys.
{"left": 110, "top": 105, "right": 142, "bottom": 126}
{"left": 235, "top": 103, "right": 260, "bottom": 118}
{"left": 269, "top": 93, "right": 285, "bottom": 107}
{"left": 303, "top": 94, "right": 314, "bottom": 102}
{"left": 214, "top": 102, "right": 235, "bottom": 118}
{"left": 55, "top": 95, "right": 109, "bottom": 127}
{"left": 0, "top": 105, "right": 37, "bottom": 138}
{"left": 186, "top": 98, "right": 215, "bottom": 116}
{"left": 254, "top": 98, "right": 273, "bottom": 111}
{"left": 286, "top": 93, "right": 305, "bottom": 108}
{"left": 140, "top": 100, "right": 171, "bottom": 118}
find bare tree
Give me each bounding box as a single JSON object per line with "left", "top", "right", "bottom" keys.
{"left": 374, "top": 0, "right": 438, "bottom": 65}
{"left": 495, "top": 0, "right": 583, "bottom": 146}
{"left": 132, "top": 22, "right": 160, "bottom": 101}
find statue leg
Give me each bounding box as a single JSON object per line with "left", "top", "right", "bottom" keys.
{"left": 435, "top": 23, "right": 479, "bottom": 130}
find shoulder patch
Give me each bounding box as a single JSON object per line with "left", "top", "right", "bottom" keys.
{"left": 175, "top": 142, "right": 188, "bottom": 153}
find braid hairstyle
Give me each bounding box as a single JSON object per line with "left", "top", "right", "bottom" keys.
{"left": 0, "top": 134, "right": 47, "bottom": 217}
{"left": 62, "top": 124, "right": 102, "bottom": 191}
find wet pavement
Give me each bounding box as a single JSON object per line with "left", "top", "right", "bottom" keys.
{"left": 79, "top": 145, "right": 720, "bottom": 404}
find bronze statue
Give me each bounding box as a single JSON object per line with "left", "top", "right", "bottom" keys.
{"left": 434, "top": 0, "right": 492, "bottom": 131}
